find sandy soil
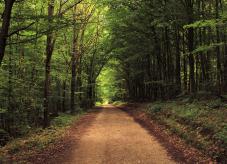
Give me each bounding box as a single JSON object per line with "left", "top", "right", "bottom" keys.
{"left": 69, "top": 105, "right": 175, "bottom": 164}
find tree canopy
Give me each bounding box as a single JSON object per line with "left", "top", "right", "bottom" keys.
{"left": 1, "top": 0, "right": 227, "bottom": 149}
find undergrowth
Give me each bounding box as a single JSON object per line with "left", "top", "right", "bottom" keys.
{"left": 0, "top": 113, "right": 83, "bottom": 163}
{"left": 146, "top": 99, "right": 227, "bottom": 162}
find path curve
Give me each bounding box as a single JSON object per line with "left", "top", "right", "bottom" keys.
{"left": 69, "top": 105, "right": 175, "bottom": 164}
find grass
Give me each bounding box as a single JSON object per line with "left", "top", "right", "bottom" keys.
{"left": 145, "top": 99, "right": 227, "bottom": 162}
{"left": 0, "top": 112, "right": 84, "bottom": 163}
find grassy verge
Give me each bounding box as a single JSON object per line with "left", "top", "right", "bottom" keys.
{"left": 0, "top": 112, "right": 84, "bottom": 163}
{"left": 145, "top": 99, "right": 227, "bottom": 162}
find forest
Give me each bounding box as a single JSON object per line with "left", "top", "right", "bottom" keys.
{"left": 0, "top": 0, "right": 227, "bottom": 163}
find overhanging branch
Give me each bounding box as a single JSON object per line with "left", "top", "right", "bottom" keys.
{"left": 8, "top": 22, "right": 35, "bottom": 37}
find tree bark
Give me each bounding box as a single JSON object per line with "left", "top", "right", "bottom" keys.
{"left": 43, "top": 0, "right": 55, "bottom": 128}
{"left": 223, "top": 31, "right": 227, "bottom": 92}
{"left": 0, "top": 0, "right": 15, "bottom": 65}
{"left": 175, "top": 27, "right": 181, "bottom": 94}
{"left": 186, "top": 1, "right": 196, "bottom": 93}
{"left": 71, "top": 7, "right": 78, "bottom": 114}
{"left": 62, "top": 81, "right": 66, "bottom": 112}
{"left": 215, "top": 0, "right": 222, "bottom": 95}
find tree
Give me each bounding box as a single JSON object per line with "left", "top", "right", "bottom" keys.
{"left": 0, "top": 0, "right": 15, "bottom": 65}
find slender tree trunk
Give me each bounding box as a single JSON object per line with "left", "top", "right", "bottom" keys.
{"left": 200, "top": 29, "right": 207, "bottom": 82}
{"left": 187, "top": 2, "right": 196, "bottom": 93}
{"left": 175, "top": 27, "right": 181, "bottom": 94}
{"left": 43, "top": 0, "right": 55, "bottom": 128}
{"left": 56, "top": 79, "right": 61, "bottom": 115}
{"left": 77, "top": 26, "right": 86, "bottom": 102}
{"left": 87, "top": 75, "right": 94, "bottom": 107}
{"left": 0, "top": 0, "right": 15, "bottom": 65}
{"left": 215, "top": 0, "right": 222, "bottom": 95}
{"left": 182, "top": 33, "right": 188, "bottom": 92}
{"left": 223, "top": 29, "right": 227, "bottom": 92}
{"left": 7, "top": 38, "right": 13, "bottom": 134}
{"left": 77, "top": 58, "right": 82, "bottom": 101}
{"left": 188, "top": 31, "right": 195, "bottom": 93}
{"left": 62, "top": 81, "right": 66, "bottom": 112}
{"left": 71, "top": 7, "right": 78, "bottom": 114}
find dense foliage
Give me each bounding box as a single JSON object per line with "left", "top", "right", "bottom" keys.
{"left": 107, "top": 0, "right": 227, "bottom": 100}
{"left": 0, "top": 0, "right": 112, "bottom": 142}
{"left": 1, "top": 1, "right": 227, "bottom": 158}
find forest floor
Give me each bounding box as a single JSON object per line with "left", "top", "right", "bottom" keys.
{"left": 16, "top": 104, "right": 213, "bottom": 164}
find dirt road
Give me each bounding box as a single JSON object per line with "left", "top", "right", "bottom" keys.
{"left": 69, "top": 105, "right": 175, "bottom": 164}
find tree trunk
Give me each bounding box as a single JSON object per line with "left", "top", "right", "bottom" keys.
{"left": 223, "top": 31, "right": 227, "bottom": 92}
{"left": 71, "top": 7, "right": 78, "bottom": 114}
{"left": 175, "top": 27, "right": 181, "bottom": 94}
{"left": 215, "top": 0, "right": 222, "bottom": 95}
{"left": 182, "top": 33, "right": 188, "bottom": 92}
{"left": 0, "top": 0, "right": 15, "bottom": 65}
{"left": 43, "top": 0, "right": 55, "bottom": 128}
{"left": 186, "top": 2, "right": 196, "bottom": 93}
{"left": 7, "top": 38, "right": 13, "bottom": 134}
{"left": 62, "top": 81, "right": 66, "bottom": 112}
